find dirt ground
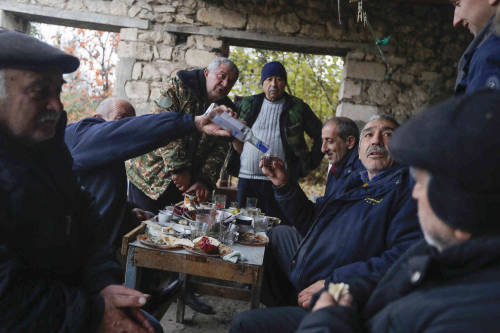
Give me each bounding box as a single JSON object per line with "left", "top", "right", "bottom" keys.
{"left": 160, "top": 296, "right": 249, "bottom": 333}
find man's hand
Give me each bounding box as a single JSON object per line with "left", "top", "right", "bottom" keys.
{"left": 172, "top": 170, "right": 191, "bottom": 192}
{"left": 232, "top": 139, "right": 243, "bottom": 153}
{"left": 131, "top": 208, "right": 154, "bottom": 221}
{"left": 298, "top": 280, "right": 325, "bottom": 309}
{"left": 98, "top": 285, "right": 154, "bottom": 333}
{"left": 312, "top": 291, "right": 354, "bottom": 312}
{"left": 194, "top": 105, "right": 237, "bottom": 137}
{"left": 259, "top": 156, "right": 288, "bottom": 187}
{"left": 185, "top": 181, "right": 210, "bottom": 203}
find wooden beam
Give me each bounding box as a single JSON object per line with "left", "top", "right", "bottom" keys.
{"left": 0, "top": 1, "right": 149, "bottom": 32}
{"left": 165, "top": 24, "right": 371, "bottom": 56}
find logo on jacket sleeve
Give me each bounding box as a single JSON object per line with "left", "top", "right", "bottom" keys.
{"left": 364, "top": 197, "right": 383, "bottom": 205}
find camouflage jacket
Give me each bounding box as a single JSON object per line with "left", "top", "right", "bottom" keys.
{"left": 126, "top": 69, "right": 235, "bottom": 200}
{"left": 227, "top": 92, "right": 323, "bottom": 182}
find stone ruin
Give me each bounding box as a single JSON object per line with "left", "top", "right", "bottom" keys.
{"left": 0, "top": 0, "right": 471, "bottom": 122}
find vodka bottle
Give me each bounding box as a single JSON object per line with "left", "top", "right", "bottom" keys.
{"left": 205, "top": 103, "right": 269, "bottom": 153}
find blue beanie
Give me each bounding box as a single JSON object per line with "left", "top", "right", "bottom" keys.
{"left": 260, "top": 61, "right": 287, "bottom": 84}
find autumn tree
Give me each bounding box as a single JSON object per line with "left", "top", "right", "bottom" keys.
{"left": 32, "top": 24, "right": 119, "bottom": 123}
{"left": 229, "top": 47, "right": 343, "bottom": 122}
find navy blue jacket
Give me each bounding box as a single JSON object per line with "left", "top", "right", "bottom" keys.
{"left": 297, "top": 237, "right": 500, "bottom": 333}
{"left": 275, "top": 164, "right": 421, "bottom": 291}
{"left": 0, "top": 113, "right": 121, "bottom": 332}
{"left": 65, "top": 113, "right": 197, "bottom": 240}
{"left": 455, "top": 16, "right": 500, "bottom": 95}
{"left": 324, "top": 148, "right": 364, "bottom": 198}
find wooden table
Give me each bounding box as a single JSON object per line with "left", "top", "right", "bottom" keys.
{"left": 122, "top": 224, "right": 265, "bottom": 322}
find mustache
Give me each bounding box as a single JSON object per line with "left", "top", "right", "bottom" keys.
{"left": 366, "top": 145, "right": 388, "bottom": 156}
{"left": 36, "top": 110, "right": 61, "bottom": 123}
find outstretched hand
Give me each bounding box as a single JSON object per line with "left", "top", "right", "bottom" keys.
{"left": 259, "top": 156, "right": 288, "bottom": 188}
{"left": 194, "top": 105, "right": 237, "bottom": 137}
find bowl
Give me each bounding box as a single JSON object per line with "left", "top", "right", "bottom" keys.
{"left": 235, "top": 215, "right": 253, "bottom": 233}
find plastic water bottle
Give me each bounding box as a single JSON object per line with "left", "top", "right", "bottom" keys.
{"left": 205, "top": 103, "right": 269, "bottom": 153}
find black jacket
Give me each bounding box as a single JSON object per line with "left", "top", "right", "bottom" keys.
{"left": 0, "top": 113, "right": 122, "bottom": 332}
{"left": 297, "top": 238, "right": 500, "bottom": 332}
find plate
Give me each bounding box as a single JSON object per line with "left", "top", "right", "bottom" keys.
{"left": 237, "top": 233, "right": 269, "bottom": 246}
{"left": 138, "top": 234, "right": 182, "bottom": 250}
{"left": 183, "top": 246, "right": 220, "bottom": 257}
{"left": 181, "top": 243, "right": 233, "bottom": 257}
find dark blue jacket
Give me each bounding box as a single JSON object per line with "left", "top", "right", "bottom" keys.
{"left": 324, "top": 148, "right": 364, "bottom": 198}
{"left": 455, "top": 16, "right": 500, "bottom": 95}
{"left": 297, "top": 237, "right": 500, "bottom": 333}
{"left": 275, "top": 164, "right": 421, "bottom": 291}
{"left": 0, "top": 113, "right": 121, "bottom": 332}
{"left": 65, "top": 113, "right": 197, "bottom": 240}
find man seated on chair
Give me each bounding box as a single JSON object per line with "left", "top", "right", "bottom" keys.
{"left": 229, "top": 115, "right": 422, "bottom": 333}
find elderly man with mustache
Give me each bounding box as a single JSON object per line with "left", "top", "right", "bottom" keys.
{"left": 226, "top": 61, "right": 323, "bottom": 224}
{"left": 229, "top": 115, "right": 422, "bottom": 333}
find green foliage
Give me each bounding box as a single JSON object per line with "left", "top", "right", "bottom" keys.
{"left": 229, "top": 47, "right": 344, "bottom": 122}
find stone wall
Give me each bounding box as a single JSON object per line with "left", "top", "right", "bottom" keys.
{"left": 3, "top": 0, "right": 471, "bottom": 121}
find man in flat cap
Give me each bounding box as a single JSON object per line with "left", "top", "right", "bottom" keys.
{"left": 452, "top": 0, "right": 500, "bottom": 94}
{"left": 0, "top": 29, "right": 161, "bottom": 332}
{"left": 294, "top": 89, "right": 500, "bottom": 332}
{"left": 227, "top": 61, "right": 323, "bottom": 223}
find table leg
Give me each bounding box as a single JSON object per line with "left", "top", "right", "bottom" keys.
{"left": 125, "top": 246, "right": 138, "bottom": 288}
{"left": 176, "top": 273, "right": 187, "bottom": 323}
{"left": 250, "top": 267, "right": 263, "bottom": 309}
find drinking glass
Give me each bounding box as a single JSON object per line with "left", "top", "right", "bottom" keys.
{"left": 214, "top": 193, "right": 227, "bottom": 209}
{"left": 158, "top": 206, "right": 174, "bottom": 226}
{"left": 253, "top": 214, "right": 268, "bottom": 233}
{"left": 246, "top": 197, "right": 258, "bottom": 209}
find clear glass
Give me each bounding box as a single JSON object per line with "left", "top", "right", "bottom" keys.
{"left": 158, "top": 206, "right": 174, "bottom": 226}
{"left": 253, "top": 215, "right": 269, "bottom": 233}
{"left": 246, "top": 197, "right": 258, "bottom": 209}
{"left": 214, "top": 193, "right": 227, "bottom": 209}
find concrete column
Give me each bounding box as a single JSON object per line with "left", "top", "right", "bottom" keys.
{"left": 0, "top": 10, "right": 28, "bottom": 32}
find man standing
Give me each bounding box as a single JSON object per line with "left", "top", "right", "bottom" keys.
{"left": 126, "top": 57, "right": 239, "bottom": 212}
{"left": 0, "top": 30, "right": 158, "bottom": 333}
{"left": 321, "top": 117, "right": 363, "bottom": 197}
{"left": 65, "top": 97, "right": 233, "bottom": 246}
{"left": 453, "top": 0, "right": 500, "bottom": 94}
{"left": 228, "top": 61, "right": 322, "bottom": 222}
{"left": 296, "top": 90, "right": 500, "bottom": 333}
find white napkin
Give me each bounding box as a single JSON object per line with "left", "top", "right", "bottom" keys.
{"left": 223, "top": 250, "right": 246, "bottom": 263}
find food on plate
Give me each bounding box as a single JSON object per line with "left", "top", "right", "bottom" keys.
{"left": 192, "top": 236, "right": 233, "bottom": 256}
{"left": 328, "top": 282, "right": 350, "bottom": 302}
{"left": 218, "top": 244, "right": 233, "bottom": 256}
{"left": 193, "top": 236, "right": 219, "bottom": 254}
{"left": 138, "top": 233, "right": 179, "bottom": 248}
{"left": 173, "top": 238, "right": 194, "bottom": 248}
{"left": 239, "top": 232, "right": 268, "bottom": 244}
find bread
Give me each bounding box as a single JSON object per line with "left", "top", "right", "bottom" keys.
{"left": 328, "top": 282, "right": 349, "bottom": 302}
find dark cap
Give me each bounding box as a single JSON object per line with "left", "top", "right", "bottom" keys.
{"left": 0, "top": 29, "right": 79, "bottom": 73}
{"left": 390, "top": 90, "right": 500, "bottom": 235}
{"left": 261, "top": 61, "right": 287, "bottom": 84}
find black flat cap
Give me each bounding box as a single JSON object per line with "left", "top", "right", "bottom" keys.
{"left": 0, "top": 29, "right": 79, "bottom": 73}
{"left": 390, "top": 90, "right": 500, "bottom": 235}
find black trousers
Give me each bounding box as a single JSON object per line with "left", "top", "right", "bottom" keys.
{"left": 128, "top": 181, "right": 183, "bottom": 214}
{"left": 229, "top": 306, "right": 308, "bottom": 333}
{"left": 261, "top": 225, "right": 303, "bottom": 307}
